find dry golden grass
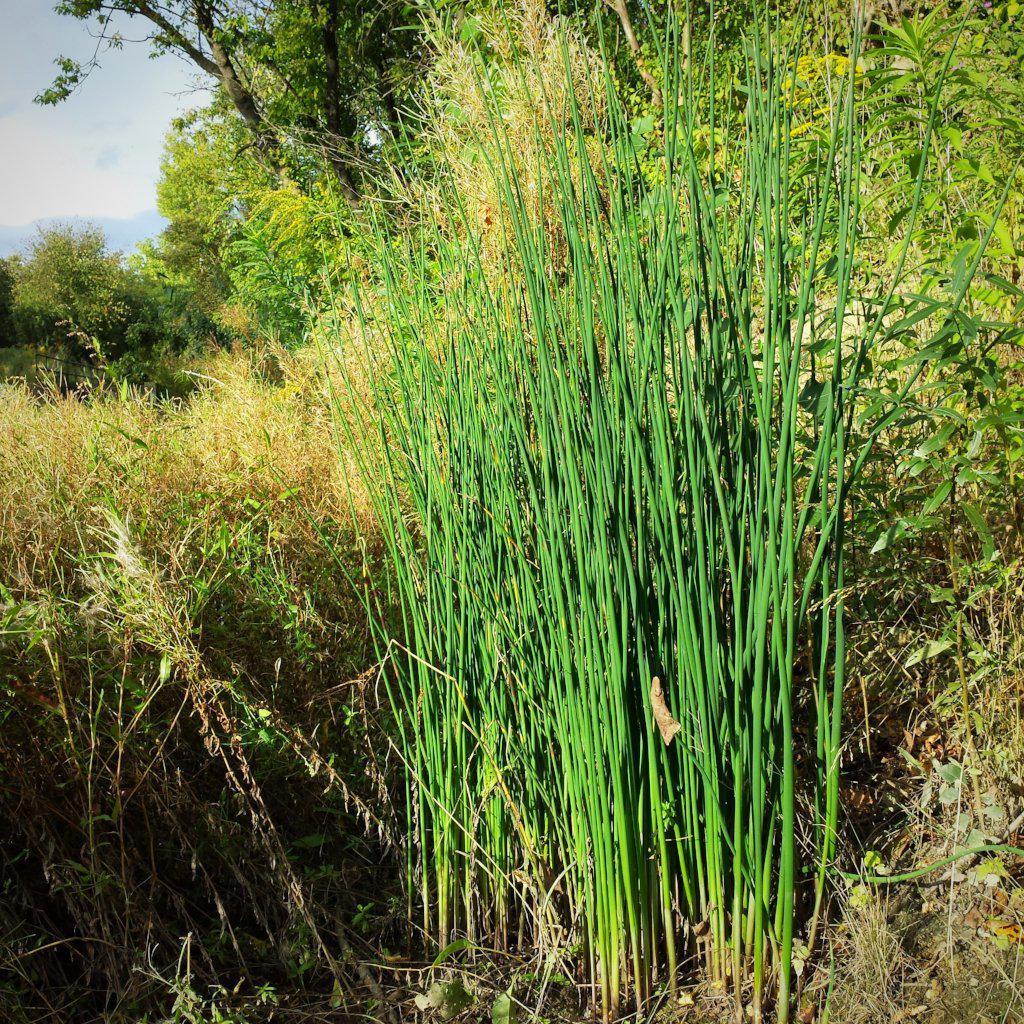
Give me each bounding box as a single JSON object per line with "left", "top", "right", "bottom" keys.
{"left": 0, "top": 344, "right": 394, "bottom": 1022}
{"left": 410, "top": 0, "right": 608, "bottom": 278}
{"left": 0, "top": 343, "right": 374, "bottom": 602}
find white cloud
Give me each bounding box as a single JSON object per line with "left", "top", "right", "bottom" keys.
{"left": 0, "top": 113, "right": 156, "bottom": 222}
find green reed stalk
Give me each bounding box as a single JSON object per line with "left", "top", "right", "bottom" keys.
{"left": 332, "top": 11, "right": 983, "bottom": 1022}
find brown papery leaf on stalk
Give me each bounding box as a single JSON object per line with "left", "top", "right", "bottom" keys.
{"left": 651, "top": 677, "right": 680, "bottom": 745}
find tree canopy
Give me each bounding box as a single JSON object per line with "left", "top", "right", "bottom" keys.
{"left": 7, "top": 226, "right": 163, "bottom": 367}
{"left": 43, "top": 1, "right": 420, "bottom": 197}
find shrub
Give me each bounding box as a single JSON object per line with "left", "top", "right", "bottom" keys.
{"left": 9, "top": 226, "right": 162, "bottom": 365}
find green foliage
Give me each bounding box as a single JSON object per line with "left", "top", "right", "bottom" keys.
{"left": 8, "top": 225, "right": 163, "bottom": 367}
{"left": 3, "top": 225, "right": 215, "bottom": 387}
{"left": 0, "top": 259, "right": 14, "bottom": 346}
{"left": 46, "top": 0, "right": 421, "bottom": 198}
{"left": 144, "top": 104, "right": 362, "bottom": 347}
{"left": 135, "top": 104, "right": 267, "bottom": 345}
{"left": 149, "top": 106, "right": 255, "bottom": 318}
{"left": 839, "top": 7, "right": 1024, "bottom": 776}
{"left": 225, "top": 182, "right": 359, "bottom": 346}
{"left": 239, "top": 0, "right": 413, "bottom": 154}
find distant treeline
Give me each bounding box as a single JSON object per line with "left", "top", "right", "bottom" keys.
{"left": 0, "top": 224, "right": 220, "bottom": 386}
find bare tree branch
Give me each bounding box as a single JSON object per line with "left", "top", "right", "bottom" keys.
{"left": 603, "top": 0, "right": 662, "bottom": 106}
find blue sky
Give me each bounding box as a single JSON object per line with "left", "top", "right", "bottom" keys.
{"left": 0, "top": 0, "right": 206, "bottom": 253}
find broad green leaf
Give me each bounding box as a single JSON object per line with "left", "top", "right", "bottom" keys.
{"left": 905, "top": 637, "right": 953, "bottom": 667}
{"left": 491, "top": 991, "right": 518, "bottom": 1024}
{"left": 292, "top": 833, "right": 328, "bottom": 849}
{"left": 871, "top": 521, "right": 908, "bottom": 554}
{"left": 914, "top": 423, "right": 956, "bottom": 458}
{"left": 432, "top": 937, "right": 475, "bottom": 967}
{"left": 921, "top": 480, "right": 952, "bottom": 516}
{"left": 961, "top": 501, "right": 995, "bottom": 559}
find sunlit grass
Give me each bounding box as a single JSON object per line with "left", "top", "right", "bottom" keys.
{"left": 341, "top": 12, "right": 995, "bottom": 1021}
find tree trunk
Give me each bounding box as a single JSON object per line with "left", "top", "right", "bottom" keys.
{"left": 192, "top": 1, "right": 279, "bottom": 169}
{"left": 319, "top": 0, "right": 359, "bottom": 199}
{"left": 603, "top": 0, "right": 662, "bottom": 107}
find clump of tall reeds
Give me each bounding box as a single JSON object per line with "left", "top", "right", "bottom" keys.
{"left": 344, "top": 9, "right": 998, "bottom": 1021}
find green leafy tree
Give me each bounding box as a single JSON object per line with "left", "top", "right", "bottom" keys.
{"left": 44, "top": 0, "right": 420, "bottom": 198}
{"left": 0, "top": 259, "right": 15, "bottom": 348}
{"left": 143, "top": 97, "right": 362, "bottom": 345}
{"left": 146, "top": 104, "right": 259, "bottom": 317}
{"left": 10, "top": 225, "right": 162, "bottom": 367}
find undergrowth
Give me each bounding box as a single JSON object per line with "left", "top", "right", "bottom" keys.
{"left": 2, "top": 4, "right": 1024, "bottom": 1024}
{"left": 0, "top": 348, "right": 395, "bottom": 1023}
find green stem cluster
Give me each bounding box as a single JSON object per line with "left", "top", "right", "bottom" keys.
{"left": 336, "top": 14, "right": 965, "bottom": 1022}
